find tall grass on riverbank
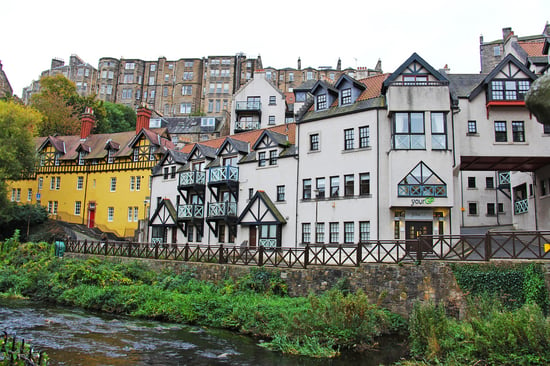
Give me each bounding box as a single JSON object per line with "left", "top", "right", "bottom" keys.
{"left": 0, "top": 239, "right": 405, "bottom": 358}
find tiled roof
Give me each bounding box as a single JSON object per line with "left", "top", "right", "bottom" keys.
{"left": 180, "top": 123, "right": 296, "bottom": 155}
{"left": 357, "top": 74, "right": 390, "bottom": 101}
{"left": 35, "top": 128, "right": 173, "bottom": 162}
{"left": 518, "top": 41, "right": 545, "bottom": 57}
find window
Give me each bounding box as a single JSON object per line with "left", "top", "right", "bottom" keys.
{"left": 180, "top": 103, "right": 192, "bottom": 114}
{"left": 512, "top": 121, "right": 525, "bottom": 142}
{"left": 269, "top": 96, "right": 276, "bottom": 105}
{"left": 310, "top": 134, "right": 319, "bottom": 151}
{"left": 544, "top": 124, "right": 550, "bottom": 134}
{"left": 468, "top": 177, "right": 476, "bottom": 189}
{"left": 27, "top": 188, "right": 32, "bottom": 201}
{"left": 344, "top": 175, "right": 354, "bottom": 196}
{"left": 359, "top": 126, "right": 370, "bottom": 148}
{"left": 468, "top": 202, "right": 478, "bottom": 215}
{"left": 182, "top": 85, "right": 192, "bottom": 95}
{"left": 78, "top": 151, "right": 87, "bottom": 165}
{"left": 108, "top": 149, "right": 115, "bottom": 164}
{"left": 38, "top": 177, "right": 43, "bottom": 190}
{"left": 77, "top": 176, "right": 84, "bottom": 190}
{"left": 398, "top": 162, "right": 447, "bottom": 197}
{"left": 341, "top": 88, "right": 352, "bottom": 105}
{"left": 163, "top": 87, "right": 168, "bottom": 97}
{"left": 289, "top": 72, "right": 294, "bottom": 81}
{"left": 123, "top": 74, "right": 134, "bottom": 83}
{"left": 277, "top": 185, "right": 285, "bottom": 201}
{"left": 218, "top": 224, "right": 226, "bottom": 243}
{"left": 258, "top": 151, "right": 267, "bottom": 167}
{"left": 494, "top": 121, "right": 507, "bottom": 142}
{"left": 490, "top": 80, "right": 530, "bottom": 101}
{"left": 431, "top": 112, "right": 447, "bottom": 149}
{"left": 329, "top": 222, "right": 339, "bottom": 243}
{"left": 498, "top": 203, "right": 504, "bottom": 213}
{"left": 360, "top": 221, "right": 370, "bottom": 243}
{"left": 303, "top": 179, "right": 312, "bottom": 200}
{"left": 164, "top": 74, "right": 170, "bottom": 82}
{"left": 269, "top": 150, "right": 278, "bottom": 165}
{"left": 344, "top": 222, "right": 354, "bottom": 244}
{"left": 344, "top": 128, "right": 354, "bottom": 150}
{"left": 487, "top": 203, "right": 496, "bottom": 216}
{"left": 493, "top": 46, "right": 501, "bottom": 56}
{"left": 11, "top": 189, "right": 15, "bottom": 202}
{"left": 130, "top": 176, "right": 135, "bottom": 190}
{"left": 541, "top": 179, "right": 548, "bottom": 196}
{"left": 149, "top": 76, "right": 155, "bottom": 85}
{"left": 75, "top": 201, "right": 81, "bottom": 215}
{"left": 330, "top": 176, "right": 339, "bottom": 198}
{"left": 150, "top": 64, "right": 156, "bottom": 71}
{"left": 53, "top": 201, "right": 58, "bottom": 215}
{"left": 468, "top": 120, "right": 477, "bottom": 134}
{"left": 133, "top": 148, "right": 139, "bottom": 162}
{"left": 183, "top": 71, "right": 194, "bottom": 80}
{"left": 316, "top": 178, "right": 325, "bottom": 198}
{"left": 486, "top": 177, "right": 494, "bottom": 189}
{"left": 47, "top": 201, "right": 52, "bottom": 213}
{"left": 110, "top": 177, "right": 117, "bottom": 192}
{"left": 50, "top": 177, "right": 55, "bottom": 190}
{"left": 163, "top": 167, "right": 169, "bottom": 180}
{"left": 393, "top": 112, "right": 425, "bottom": 149}
{"left": 108, "top": 207, "right": 114, "bottom": 222}
{"left": 359, "top": 173, "right": 370, "bottom": 196}
{"left": 315, "top": 223, "right": 325, "bottom": 243}
{"left": 302, "top": 223, "right": 311, "bottom": 243}
{"left": 316, "top": 94, "right": 327, "bottom": 110}
{"left": 268, "top": 116, "right": 275, "bottom": 125}
{"left": 170, "top": 166, "right": 176, "bottom": 179}
{"left": 128, "top": 207, "right": 133, "bottom": 222}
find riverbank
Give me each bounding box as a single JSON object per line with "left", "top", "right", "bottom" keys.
{"left": 2, "top": 236, "right": 550, "bottom": 364}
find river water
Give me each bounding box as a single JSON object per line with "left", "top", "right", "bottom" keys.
{"left": 0, "top": 298, "right": 407, "bottom": 365}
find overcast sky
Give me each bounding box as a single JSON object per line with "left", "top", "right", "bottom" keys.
{"left": 2, "top": 0, "right": 549, "bottom": 97}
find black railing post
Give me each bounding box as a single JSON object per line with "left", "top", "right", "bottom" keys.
{"left": 219, "top": 243, "right": 225, "bottom": 264}
{"left": 356, "top": 242, "right": 362, "bottom": 266}
{"left": 258, "top": 245, "right": 264, "bottom": 266}
{"left": 154, "top": 243, "right": 159, "bottom": 259}
{"left": 184, "top": 243, "right": 189, "bottom": 261}
{"left": 484, "top": 232, "right": 491, "bottom": 261}
{"left": 83, "top": 239, "right": 87, "bottom": 254}
{"left": 104, "top": 237, "right": 108, "bottom": 256}
{"left": 304, "top": 244, "right": 309, "bottom": 268}
{"left": 416, "top": 239, "right": 423, "bottom": 262}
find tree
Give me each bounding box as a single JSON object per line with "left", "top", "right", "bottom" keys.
{"left": 30, "top": 75, "right": 81, "bottom": 136}
{"left": 525, "top": 74, "right": 550, "bottom": 125}
{"left": 0, "top": 100, "right": 41, "bottom": 219}
{"left": 98, "top": 102, "right": 136, "bottom": 133}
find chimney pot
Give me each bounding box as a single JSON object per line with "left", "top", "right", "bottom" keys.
{"left": 136, "top": 106, "right": 152, "bottom": 134}
{"left": 80, "top": 110, "right": 95, "bottom": 139}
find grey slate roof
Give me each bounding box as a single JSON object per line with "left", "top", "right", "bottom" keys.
{"left": 447, "top": 74, "right": 487, "bottom": 99}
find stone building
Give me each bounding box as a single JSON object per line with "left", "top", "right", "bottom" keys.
{"left": 0, "top": 61, "right": 13, "bottom": 98}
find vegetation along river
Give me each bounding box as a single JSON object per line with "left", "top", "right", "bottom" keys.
{"left": 0, "top": 298, "right": 407, "bottom": 365}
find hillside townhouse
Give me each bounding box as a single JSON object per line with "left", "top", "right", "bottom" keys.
{"left": 147, "top": 48, "right": 550, "bottom": 247}
{"left": 7, "top": 107, "right": 174, "bottom": 238}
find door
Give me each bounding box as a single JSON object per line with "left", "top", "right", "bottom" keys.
{"left": 249, "top": 226, "right": 257, "bottom": 249}
{"left": 87, "top": 204, "right": 95, "bottom": 228}
{"left": 405, "top": 221, "right": 433, "bottom": 253}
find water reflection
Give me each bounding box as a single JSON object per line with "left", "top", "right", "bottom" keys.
{"left": 0, "top": 299, "right": 406, "bottom": 365}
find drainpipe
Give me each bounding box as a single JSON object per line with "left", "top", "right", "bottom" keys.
{"left": 82, "top": 168, "right": 89, "bottom": 226}
{"left": 533, "top": 172, "right": 539, "bottom": 230}
{"left": 294, "top": 122, "right": 300, "bottom": 248}
{"left": 460, "top": 171, "right": 465, "bottom": 227}
{"left": 376, "top": 108, "right": 380, "bottom": 240}
{"left": 495, "top": 171, "right": 500, "bottom": 226}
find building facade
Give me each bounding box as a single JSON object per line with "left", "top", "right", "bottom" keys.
{"left": 7, "top": 107, "right": 174, "bottom": 238}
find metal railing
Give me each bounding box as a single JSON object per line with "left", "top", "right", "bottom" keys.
{"left": 64, "top": 231, "right": 550, "bottom": 268}
{"left": 177, "top": 204, "right": 204, "bottom": 220}
{"left": 207, "top": 201, "right": 237, "bottom": 218}
{"left": 234, "top": 120, "right": 261, "bottom": 131}
{"left": 514, "top": 199, "right": 529, "bottom": 214}
{"left": 179, "top": 171, "right": 206, "bottom": 186}
{"left": 235, "top": 101, "right": 261, "bottom": 111}
{"left": 209, "top": 166, "right": 239, "bottom": 184}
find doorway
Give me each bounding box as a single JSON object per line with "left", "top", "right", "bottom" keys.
{"left": 405, "top": 221, "right": 433, "bottom": 253}
{"left": 249, "top": 226, "right": 257, "bottom": 248}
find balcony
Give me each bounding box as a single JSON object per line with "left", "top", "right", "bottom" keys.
{"left": 209, "top": 166, "right": 239, "bottom": 186}
{"left": 207, "top": 201, "right": 237, "bottom": 220}
{"left": 514, "top": 198, "right": 528, "bottom": 215}
{"left": 234, "top": 120, "right": 261, "bottom": 133}
{"left": 178, "top": 171, "right": 206, "bottom": 190}
{"left": 235, "top": 101, "right": 261, "bottom": 112}
{"left": 498, "top": 172, "right": 510, "bottom": 189}
{"left": 177, "top": 204, "right": 204, "bottom": 221}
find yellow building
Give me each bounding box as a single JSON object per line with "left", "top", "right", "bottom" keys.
{"left": 7, "top": 107, "right": 174, "bottom": 238}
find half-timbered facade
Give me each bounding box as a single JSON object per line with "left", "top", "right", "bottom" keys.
{"left": 7, "top": 107, "right": 174, "bottom": 238}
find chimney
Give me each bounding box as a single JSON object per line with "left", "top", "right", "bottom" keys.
{"left": 502, "top": 27, "right": 513, "bottom": 41}
{"left": 298, "top": 57, "right": 301, "bottom": 70}
{"left": 337, "top": 58, "right": 341, "bottom": 71}
{"left": 136, "top": 105, "right": 152, "bottom": 134}
{"left": 80, "top": 107, "right": 95, "bottom": 140}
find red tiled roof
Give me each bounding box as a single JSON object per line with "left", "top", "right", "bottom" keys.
{"left": 518, "top": 41, "right": 545, "bottom": 57}
{"left": 357, "top": 73, "right": 390, "bottom": 101}
{"left": 179, "top": 123, "right": 296, "bottom": 154}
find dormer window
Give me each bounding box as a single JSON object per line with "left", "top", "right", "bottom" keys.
{"left": 149, "top": 146, "right": 157, "bottom": 160}
{"left": 78, "top": 151, "right": 87, "bottom": 165}
{"left": 403, "top": 75, "right": 428, "bottom": 84}
{"left": 54, "top": 153, "right": 60, "bottom": 166}
{"left": 490, "top": 80, "right": 530, "bottom": 101}
{"left": 108, "top": 149, "right": 115, "bottom": 163}
{"left": 316, "top": 94, "right": 327, "bottom": 110}
{"left": 341, "top": 88, "right": 352, "bottom": 105}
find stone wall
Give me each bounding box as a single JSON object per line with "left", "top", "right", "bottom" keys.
{"left": 66, "top": 253, "right": 470, "bottom": 317}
